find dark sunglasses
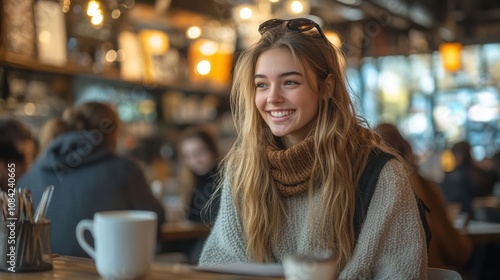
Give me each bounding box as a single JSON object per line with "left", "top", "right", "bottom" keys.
{"left": 258, "top": 18, "right": 330, "bottom": 45}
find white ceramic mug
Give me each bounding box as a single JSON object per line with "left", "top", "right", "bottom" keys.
{"left": 76, "top": 210, "right": 157, "bottom": 279}
{"left": 283, "top": 252, "right": 337, "bottom": 280}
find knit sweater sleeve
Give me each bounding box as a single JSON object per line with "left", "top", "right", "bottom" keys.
{"left": 198, "top": 180, "right": 249, "bottom": 265}
{"left": 340, "top": 159, "right": 428, "bottom": 280}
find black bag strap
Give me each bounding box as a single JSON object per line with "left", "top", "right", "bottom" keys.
{"left": 353, "top": 150, "right": 432, "bottom": 249}
{"left": 353, "top": 150, "right": 394, "bottom": 240}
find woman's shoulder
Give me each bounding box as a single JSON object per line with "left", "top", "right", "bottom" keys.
{"left": 375, "top": 158, "right": 413, "bottom": 197}
{"left": 380, "top": 158, "right": 406, "bottom": 177}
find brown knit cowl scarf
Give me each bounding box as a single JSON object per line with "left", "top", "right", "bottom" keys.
{"left": 266, "top": 136, "right": 316, "bottom": 197}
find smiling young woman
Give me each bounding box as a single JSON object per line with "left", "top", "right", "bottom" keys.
{"left": 254, "top": 48, "right": 320, "bottom": 147}
{"left": 198, "top": 18, "right": 427, "bottom": 279}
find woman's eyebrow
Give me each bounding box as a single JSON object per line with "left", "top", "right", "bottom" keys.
{"left": 254, "top": 71, "right": 303, "bottom": 79}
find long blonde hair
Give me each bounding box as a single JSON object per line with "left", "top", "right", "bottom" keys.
{"left": 221, "top": 22, "right": 390, "bottom": 270}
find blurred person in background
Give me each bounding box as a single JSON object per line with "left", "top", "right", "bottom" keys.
{"left": 167, "top": 126, "right": 221, "bottom": 263}
{"left": 37, "top": 117, "right": 68, "bottom": 153}
{"left": 375, "top": 123, "right": 473, "bottom": 270}
{"left": 440, "top": 141, "right": 495, "bottom": 216}
{"left": 487, "top": 152, "right": 500, "bottom": 196}
{"left": 0, "top": 117, "right": 35, "bottom": 192}
{"left": 177, "top": 126, "right": 220, "bottom": 225}
{"left": 19, "top": 101, "right": 165, "bottom": 257}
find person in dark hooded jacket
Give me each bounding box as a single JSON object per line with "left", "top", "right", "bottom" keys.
{"left": 19, "top": 101, "right": 165, "bottom": 257}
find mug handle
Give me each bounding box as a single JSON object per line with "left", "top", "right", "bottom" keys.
{"left": 75, "top": 219, "right": 96, "bottom": 259}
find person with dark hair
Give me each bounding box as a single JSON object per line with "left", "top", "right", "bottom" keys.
{"left": 0, "top": 117, "right": 35, "bottom": 192}
{"left": 198, "top": 18, "right": 427, "bottom": 279}
{"left": 440, "top": 140, "right": 494, "bottom": 215}
{"left": 489, "top": 152, "right": 500, "bottom": 195}
{"left": 19, "top": 102, "right": 165, "bottom": 257}
{"left": 177, "top": 126, "right": 220, "bottom": 225}
{"left": 164, "top": 126, "right": 221, "bottom": 264}
{"left": 37, "top": 118, "right": 68, "bottom": 153}
{"left": 375, "top": 123, "right": 472, "bottom": 270}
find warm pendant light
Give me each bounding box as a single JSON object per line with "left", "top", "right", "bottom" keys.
{"left": 439, "top": 42, "right": 462, "bottom": 72}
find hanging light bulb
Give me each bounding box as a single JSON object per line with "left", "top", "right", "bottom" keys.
{"left": 439, "top": 42, "right": 462, "bottom": 72}
{"left": 186, "top": 26, "right": 202, "bottom": 39}
{"left": 87, "top": 0, "right": 104, "bottom": 27}
{"left": 87, "top": 0, "right": 100, "bottom": 16}
{"left": 285, "top": 0, "right": 310, "bottom": 16}
{"left": 231, "top": 4, "right": 258, "bottom": 23}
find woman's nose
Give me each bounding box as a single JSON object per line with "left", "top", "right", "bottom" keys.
{"left": 267, "top": 85, "right": 284, "bottom": 103}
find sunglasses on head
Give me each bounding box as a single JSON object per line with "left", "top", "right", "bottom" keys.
{"left": 258, "top": 18, "right": 329, "bottom": 45}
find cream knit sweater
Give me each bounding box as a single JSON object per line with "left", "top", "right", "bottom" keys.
{"left": 198, "top": 159, "right": 428, "bottom": 279}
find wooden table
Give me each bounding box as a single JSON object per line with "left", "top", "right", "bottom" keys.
{"left": 0, "top": 255, "right": 284, "bottom": 279}
{"left": 161, "top": 222, "right": 212, "bottom": 241}
{"left": 458, "top": 220, "right": 500, "bottom": 244}
{"left": 473, "top": 196, "right": 500, "bottom": 209}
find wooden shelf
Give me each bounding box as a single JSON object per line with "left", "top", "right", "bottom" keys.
{"left": 0, "top": 51, "right": 231, "bottom": 96}
{"left": 1, "top": 52, "right": 84, "bottom": 76}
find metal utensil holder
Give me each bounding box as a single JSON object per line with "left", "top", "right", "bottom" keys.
{"left": 0, "top": 220, "right": 53, "bottom": 272}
